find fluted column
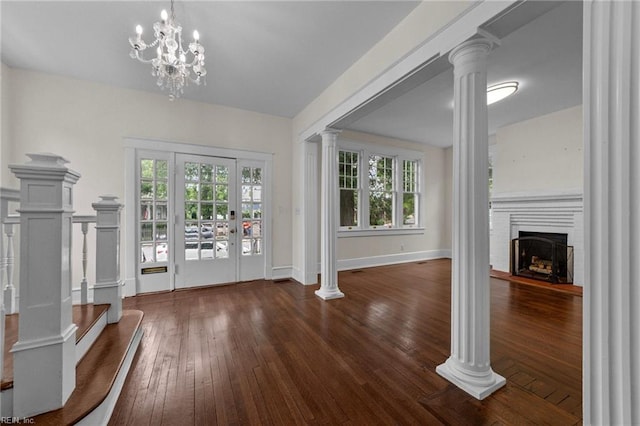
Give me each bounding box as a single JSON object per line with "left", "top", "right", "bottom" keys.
{"left": 315, "top": 129, "right": 344, "bottom": 300}
{"left": 92, "top": 195, "right": 123, "bottom": 323}
{"left": 9, "top": 153, "right": 80, "bottom": 417}
{"left": 436, "top": 38, "right": 505, "bottom": 399}
{"left": 583, "top": 1, "right": 640, "bottom": 424}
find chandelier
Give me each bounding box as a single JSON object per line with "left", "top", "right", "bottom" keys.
{"left": 129, "top": 0, "right": 206, "bottom": 100}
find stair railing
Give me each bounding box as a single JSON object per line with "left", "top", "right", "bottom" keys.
{"left": 6, "top": 153, "right": 124, "bottom": 418}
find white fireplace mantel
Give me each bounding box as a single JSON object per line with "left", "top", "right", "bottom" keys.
{"left": 490, "top": 190, "right": 584, "bottom": 286}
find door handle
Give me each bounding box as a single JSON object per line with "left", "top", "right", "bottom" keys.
{"left": 230, "top": 228, "right": 236, "bottom": 234}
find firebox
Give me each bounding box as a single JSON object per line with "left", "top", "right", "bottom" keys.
{"left": 510, "top": 231, "right": 574, "bottom": 284}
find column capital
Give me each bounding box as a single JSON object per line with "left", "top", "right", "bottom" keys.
{"left": 320, "top": 128, "right": 341, "bottom": 139}
{"left": 448, "top": 38, "right": 493, "bottom": 69}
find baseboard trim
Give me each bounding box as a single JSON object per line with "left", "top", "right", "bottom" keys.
{"left": 272, "top": 266, "right": 293, "bottom": 281}
{"left": 336, "top": 249, "right": 452, "bottom": 272}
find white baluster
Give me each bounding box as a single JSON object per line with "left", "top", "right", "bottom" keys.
{"left": 81, "top": 222, "right": 89, "bottom": 304}
{"left": 4, "top": 223, "right": 16, "bottom": 314}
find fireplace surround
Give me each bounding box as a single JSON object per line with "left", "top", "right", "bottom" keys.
{"left": 490, "top": 191, "right": 583, "bottom": 286}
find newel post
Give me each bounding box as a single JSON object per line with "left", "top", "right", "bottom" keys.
{"left": 9, "top": 153, "right": 80, "bottom": 417}
{"left": 92, "top": 195, "right": 123, "bottom": 323}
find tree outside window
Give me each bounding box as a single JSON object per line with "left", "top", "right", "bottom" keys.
{"left": 402, "top": 160, "right": 418, "bottom": 226}
{"left": 339, "top": 151, "right": 359, "bottom": 227}
{"left": 369, "top": 155, "right": 394, "bottom": 227}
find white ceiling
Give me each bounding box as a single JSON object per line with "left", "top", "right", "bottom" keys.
{"left": 2, "top": 1, "right": 583, "bottom": 147}
{"left": 346, "top": 1, "right": 583, "bottom": 147}
{"left": 1, "top": 1, "right": 420, "bottom": 118}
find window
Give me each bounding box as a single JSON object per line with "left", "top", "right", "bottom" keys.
{"left": 183, "top": 162, "right": 230, "bottom": 260}
{"left": 339, "top": 151, "right": 359, "bottom": 227}
{"left": 140, "top": 158, "right": 168, "bottom": 263}
{"left": 241, "top": 166, "right": 263, "bottom": 256}
{"left": 369, "top": 155, "right": 394, "bottom": 227}
{"left": 338, "top": 142, "right": 422, "bottom": 234}
{"left": 402, "top": 160, "right": 418, "bottom": 226}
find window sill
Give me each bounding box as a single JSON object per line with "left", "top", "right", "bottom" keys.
{"left": 338, "top": 227, "right": 425, "bottom": 238}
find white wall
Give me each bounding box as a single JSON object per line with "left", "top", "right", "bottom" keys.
{"left": 489, "top": 105, "right": 584, "bottom": 284}
{"left": 492, "top": 105, "right": 583, "bottom": 195}
{"left": 1, "top": 66, "right": 293, "bottom": 294}
{"left": 290, "top": 1, "right": 474, "bottom": 277}
{"left": 1, "top": 63, "right": 12, "bottom": 188}
{"left": 335, "top": 131, "right": 452, "bottom": 266}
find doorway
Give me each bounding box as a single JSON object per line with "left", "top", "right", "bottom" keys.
{"left": 127, "top": 140, "right": 271, "bottom": 294}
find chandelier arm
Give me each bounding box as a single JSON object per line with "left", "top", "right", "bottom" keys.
{"left": 134, "top": 55, "right": 157, "bottom": 65}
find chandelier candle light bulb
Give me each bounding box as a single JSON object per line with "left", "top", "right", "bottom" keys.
{"left": 129, "top": 0, "right": 206, "bottom": 100}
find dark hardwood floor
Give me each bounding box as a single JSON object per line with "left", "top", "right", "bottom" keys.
{"left": 110, "top": 259, "right": 582, "bottom": 425}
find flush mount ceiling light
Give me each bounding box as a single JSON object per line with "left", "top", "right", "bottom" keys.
{"left": 487, "top": 81, "right": 519, "bottom": 105}
{"left": 129, "top": 0, "right": 206, "bottom": 100}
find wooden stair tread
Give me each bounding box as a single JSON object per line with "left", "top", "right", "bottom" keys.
{"left": 33, "top": 309, "right": 144, "bottom": 425}
{"left": 2, "top": 304, "right": 110, "bottom": 390}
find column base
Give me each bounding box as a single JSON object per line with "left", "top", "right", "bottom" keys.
{"left": 315, "top": 288, "right": 345, "bottom": 300}
{"left": 436, "top": 357, "right": 506, "bottom": 400}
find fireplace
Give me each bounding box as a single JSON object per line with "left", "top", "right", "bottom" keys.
{"left": 510, "top": 231, "right": 574, "bottom": 284}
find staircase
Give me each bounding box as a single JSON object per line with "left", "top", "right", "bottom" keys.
{"left": 1, "top": 306, "right": 143, "bottom": 424}
{"left": 0, "top": 154, "right": 143, "bottom": 424}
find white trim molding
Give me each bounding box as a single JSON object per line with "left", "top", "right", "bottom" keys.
{"left": 336, "top": 250, "right": 451, "bottom": 272}
{"left": 271, "top": 266, "right": 293, "bottom": 281}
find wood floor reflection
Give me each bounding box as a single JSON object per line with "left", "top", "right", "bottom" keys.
{"left": 110, "top": 258, "right": 582, "bottom": 425}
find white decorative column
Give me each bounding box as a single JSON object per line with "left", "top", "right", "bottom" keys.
{"left": 583, "top": 1, "right": 640, "bottom": 424}
{"left": 92, "top": 195, "right": 123, "bottom": 323}
{"left": 315, "top": 129, "right": 344, "bottom": 300}
{"left": 9, "top": 153, "right": 80, "bottom": 417}
{"left": 436, "top": 39, "right": 505, "bottom": 399}
{"left": 302, "top": 140, "right": 319, "bottom": 285}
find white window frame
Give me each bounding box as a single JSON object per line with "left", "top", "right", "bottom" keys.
{"left": 337, "top": 139, "right": 424, "bottom": 238}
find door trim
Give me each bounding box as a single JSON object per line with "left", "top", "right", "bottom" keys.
{"left": 124, "top": 137, "right": 273, "bottom": 296}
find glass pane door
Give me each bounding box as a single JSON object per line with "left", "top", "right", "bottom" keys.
{"left": 238, "top": 160, "right": 266, "bottom": 281}
{"left": 139, "top": 158, "right": 169, "bottom": 264}
{"left": 175, "top": 154, "right": 237, "bottom": 288}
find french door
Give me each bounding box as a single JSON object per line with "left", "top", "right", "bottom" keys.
{"left": 135, "top": 149, "right": 267, "bottom": 294}
{"left": 175, "top": 154, "right": 237, "bottom": 289}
